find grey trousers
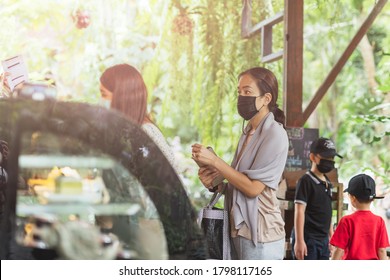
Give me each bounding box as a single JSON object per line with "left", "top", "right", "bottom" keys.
{"left": 231, "top": 236, "right": 285, "bottom": 260}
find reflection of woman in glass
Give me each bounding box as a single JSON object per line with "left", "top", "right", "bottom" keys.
{"left": 99, "top": 64, "right": 178, "bottom": 174}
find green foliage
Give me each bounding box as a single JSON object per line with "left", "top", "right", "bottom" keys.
{"left": 301, "top": 0, "right": 389, "bottom": 193}
{"left": 145, "top": 0, "right": 286, "bottom": 205}
{"left": 0, "top": 0, "right": 166, "bottom": 103}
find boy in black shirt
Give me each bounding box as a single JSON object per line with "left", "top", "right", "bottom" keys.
{"left": 292, "top": 137, "right": 342, "bottom": 260}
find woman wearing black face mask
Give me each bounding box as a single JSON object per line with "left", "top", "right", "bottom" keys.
{"left": 292, "top": 137, "right": 342, "bottom": 260}
{"left": 192, "top": 67, "right": 288, "bottom": 260}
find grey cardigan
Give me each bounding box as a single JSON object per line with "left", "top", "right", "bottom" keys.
{"left": 227, "top": 112, "right": 288, "bottom": 245}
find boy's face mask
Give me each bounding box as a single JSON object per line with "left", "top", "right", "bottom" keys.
{"left": 317, "top": 158, "right": 335, "bottom": 174}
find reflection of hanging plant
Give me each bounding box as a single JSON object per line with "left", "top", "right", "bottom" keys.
{"left": 172, "top": 12, "right": 194, "bottom": 36}
{"left": 72, "top": 9, "right": 91, "bottom": 29}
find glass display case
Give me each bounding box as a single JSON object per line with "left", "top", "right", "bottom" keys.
{"left": 0, "top": 98, "right": 205, "bottom": 260}
{"left": 14, "top": 131, "right": 167, "bottom": 260}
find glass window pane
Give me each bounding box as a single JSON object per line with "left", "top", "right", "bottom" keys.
{"left": 15, "top": 131, "right": 168, "bottom": 260}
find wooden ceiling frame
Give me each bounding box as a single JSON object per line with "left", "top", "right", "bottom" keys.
{"left": 241, "top": 0, "right": 388, "bottom": 127}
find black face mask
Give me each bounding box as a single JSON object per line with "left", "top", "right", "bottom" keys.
{"left": 317, "top": 159, "right": 335, "bottom": 174}
{"left": 237, "top": 95, "right": 262, "bottom": 120}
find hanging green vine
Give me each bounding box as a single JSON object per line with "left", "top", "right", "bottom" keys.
{"left": 153, "top": 0, "right": 279, "bottom": 154}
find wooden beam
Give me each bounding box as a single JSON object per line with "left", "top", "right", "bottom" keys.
{"left": 302, "top": 0, "right": 388, "bottom": 125}
{"left": 248, "top": 11, "right": 284, "bottom": 37}
{"left": 283, "top": 0, "right": 304, "bottom": 127}
{"left": 262, "top": 50, "right": 283, "bottom": 63}
{"left": 262, "top": 25, "right": 273, "bottom": 56}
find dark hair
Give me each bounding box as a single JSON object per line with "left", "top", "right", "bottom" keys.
{"left": 100, "top": 64, "right": 149, "bottom": 125}
{"left": 355, "top": 196, "right": 372, "bottom": 204}
{"left": 238, "top": 67, "right": 286, "bottom": 127}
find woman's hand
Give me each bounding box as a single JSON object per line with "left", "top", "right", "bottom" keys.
{"left": 198, "top": 166, "right": 221, "bottom": 190}
{"left": 191, "top": 144, "right": 218, "bottom": 167}
{"left": 192, "top": 143, "right": 265, "bottom": 198}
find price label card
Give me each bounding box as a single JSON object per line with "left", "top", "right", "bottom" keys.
{"left": 2, "top": 55, "right": 29, "bottom": 91}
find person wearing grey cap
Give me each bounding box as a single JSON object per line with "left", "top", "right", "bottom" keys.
{"left": 292, "top": 137, "right": 342, "bottom": 260}
{"left": 330, "top": 174, "right": 389, "bottom": 260}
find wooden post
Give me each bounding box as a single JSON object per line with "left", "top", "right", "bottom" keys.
{"left": 336, "top": 183, "right": 344, "bottom": 223}
{"left": 283, "top": 0, "right": 304, "bottom": 127}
